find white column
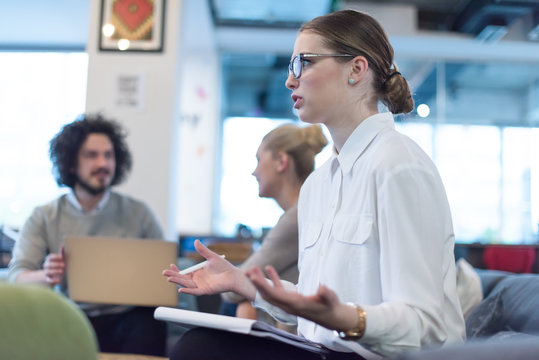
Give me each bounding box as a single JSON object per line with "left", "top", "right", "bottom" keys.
{"left": 84, "top": 0, "right": 184, "bottom": 240}
{"left": 175, "top": 0, "right": 220, "bottom": 235}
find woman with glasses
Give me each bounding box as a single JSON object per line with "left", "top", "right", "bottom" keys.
{"left": 163, "top": 9, "right": 465, "bottom": 360}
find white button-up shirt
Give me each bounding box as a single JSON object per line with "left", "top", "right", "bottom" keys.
{"left": 254, "top": 112, "right": 465, "bottom": 358}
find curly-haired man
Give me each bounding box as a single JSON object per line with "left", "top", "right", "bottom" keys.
{"left": 8, "top": 114, "right": 167, "bottom": 356}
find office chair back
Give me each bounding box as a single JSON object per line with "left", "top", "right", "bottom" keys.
{"left": 0, "top": 283, "right": 98, "bottom": 360}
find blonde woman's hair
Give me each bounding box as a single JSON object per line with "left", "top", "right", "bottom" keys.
{"left": 262, "top": 123, "right": 328, "bottom": 183}
{"left": 300, "top": 9, "right": 414, "bottom": 114}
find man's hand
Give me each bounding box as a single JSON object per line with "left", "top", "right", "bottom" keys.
{"left": 43, "top": 245, "right": 65, "bottom": 286}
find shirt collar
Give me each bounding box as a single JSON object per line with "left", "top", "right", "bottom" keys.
{"left": 67, "top": 189, "right": 111, "bottom": 214}
{"left": 336, "top": 112, "right": 395, "bottom": 175}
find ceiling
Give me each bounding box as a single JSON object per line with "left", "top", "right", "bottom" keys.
{"left": 211, "top": 0, "right": 539, "bottom": 126}
{"left": 211, "top": 0, "right": 539, "bottom": 36}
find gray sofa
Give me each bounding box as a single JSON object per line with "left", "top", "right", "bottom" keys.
{"left": 396, "top": 269, "right": 539, "bottom": 359}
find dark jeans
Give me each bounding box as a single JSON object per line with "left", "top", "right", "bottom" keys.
{"left": 88, "top": 306, "right": 167, "bottom": 356}
{"left": 169, "top": 327, "right": 365, "bottom": 360}
{"left": 218, "top": 300, "right": 238, "bottom": 317}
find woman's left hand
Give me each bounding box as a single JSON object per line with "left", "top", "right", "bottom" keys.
{"left": 245, "top": 265, "right": 358, "bottom": 332}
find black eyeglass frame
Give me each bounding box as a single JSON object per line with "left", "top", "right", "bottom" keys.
{"left": 288, "top": 53, "right": 354, "bottom": 79}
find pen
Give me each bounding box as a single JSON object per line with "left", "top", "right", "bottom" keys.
{"left": 179, "top": 254, "right": 226, "bottom": 275}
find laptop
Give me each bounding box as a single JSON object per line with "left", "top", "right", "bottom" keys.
{"left": 65, "top": 236, "right": 178, "bottom": 307}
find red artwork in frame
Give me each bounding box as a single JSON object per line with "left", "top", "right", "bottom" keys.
{"left": 99, "top": 0, "right": 165, "bottom": 52}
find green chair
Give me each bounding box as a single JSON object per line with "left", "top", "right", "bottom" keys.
{"left": 0, "top": 283, "right": 98, "bottom": 360}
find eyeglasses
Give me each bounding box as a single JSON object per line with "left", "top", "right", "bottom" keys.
{"left": 288, "top": 53, "right": 354, "bottom": 79}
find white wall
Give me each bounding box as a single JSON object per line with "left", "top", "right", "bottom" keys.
{"left": 84, "top": 0, "right": 184, "bottom": 240}
{"left": 175, "top": 52, "right": 220, "bottom": 235}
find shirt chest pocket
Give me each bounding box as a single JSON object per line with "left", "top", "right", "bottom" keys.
{"left": 300, "top": 222, "right": 323, "bottom": 251}
{"left": 333, "top": 214, "right": 373, "bottom": 245}
{"left": 298, "top": 221, "right": 323, "bottom": 285}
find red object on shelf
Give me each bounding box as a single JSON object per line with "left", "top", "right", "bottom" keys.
{"left": 483, "top": 245, "right": 536, "bottom": 273}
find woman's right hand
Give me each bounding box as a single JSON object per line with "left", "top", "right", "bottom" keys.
{"left": 163, "top": 239, "right": 256, "bottom": 300}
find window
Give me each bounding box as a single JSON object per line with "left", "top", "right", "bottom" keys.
{"left": 397, "top": 122, "right": 539, "bottom": 244}
{"left": 217, "top": 54, "right": 539, "bottom": 244}
{"left": 0, "top": 52, "right": 88, "bottom": 228}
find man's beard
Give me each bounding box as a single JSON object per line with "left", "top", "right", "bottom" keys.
{"left": 76, "top": 173, "right": 110, "bottom": 196}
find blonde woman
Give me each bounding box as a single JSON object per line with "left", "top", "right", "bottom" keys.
{"left": 222, "top": 124, "right": 327, "bottom": 326}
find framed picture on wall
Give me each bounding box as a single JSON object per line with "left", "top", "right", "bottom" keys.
{"left": 99, "top": 0, "right": 166, "bottom": 52}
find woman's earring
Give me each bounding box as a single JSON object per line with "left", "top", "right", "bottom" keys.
{"left": 348, "top": 78, "right": 354, "bottom": 84}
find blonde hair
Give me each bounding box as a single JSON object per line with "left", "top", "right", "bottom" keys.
{"left": 262, "top": 123, "right": 328, "bottom": 182}
{"left": 300, "top": 9, "right": 414, "bottom": 114}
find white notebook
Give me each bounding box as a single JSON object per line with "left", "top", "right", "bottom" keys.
{"left": 154, "top": 306, "right": 327, "bottom": 354}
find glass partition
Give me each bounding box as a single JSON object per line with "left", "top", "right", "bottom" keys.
{"left": 217, "top": 53, "right": 539, "bottom": 244}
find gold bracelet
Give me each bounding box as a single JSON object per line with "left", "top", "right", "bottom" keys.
{"left": 337, "top": 303, "right": 366, "bottom": 340}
